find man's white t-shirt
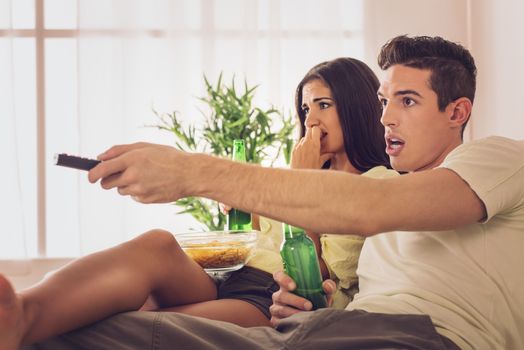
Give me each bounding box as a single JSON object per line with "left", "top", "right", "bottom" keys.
{"left": 347, "top": 136, "right": 524, "bottom": 350}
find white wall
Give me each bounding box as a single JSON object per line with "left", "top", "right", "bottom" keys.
{"left": 361, "top": 0, "right": 524, "bottom": 141}
{"left": 469, "top": 0, "right": 524, "bottom": 139}
{"left": 5, "top": 258, "right": 72, "bottom": 290}
{"left": 362, "top": 0, "right": 469, "bottom": 69}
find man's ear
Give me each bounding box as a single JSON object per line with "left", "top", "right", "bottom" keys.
{"left": 448, "top": 97, "right": 472, "bottom": 128}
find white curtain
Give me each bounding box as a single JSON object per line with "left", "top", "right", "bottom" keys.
{"left": 0, "top": 0, "right": 28, "bottom": 259}
{"left": 59, "top": 0, "right": 364, "bottom": 256}
{"left": 2, "top": 0, "right": 364, "bottom": 258}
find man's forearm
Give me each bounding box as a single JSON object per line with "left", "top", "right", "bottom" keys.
{"left": 188, "top": 153, "right": 379, "bottom": 235}
{"left": 187, "top": 153, "right": 485, "bottom": 236}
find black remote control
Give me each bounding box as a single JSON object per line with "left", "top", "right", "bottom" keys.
{"left": 54, "top": 153, "right": 101, "bottom": 171}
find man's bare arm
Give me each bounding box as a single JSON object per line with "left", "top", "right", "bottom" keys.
{"left": 89, "top": 143, "right": 485, "bottom": 236}
{"left": 199, "top": 157, "right": 485, "bottom": 235}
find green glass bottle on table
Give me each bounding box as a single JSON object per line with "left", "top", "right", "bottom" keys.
{"left": 227, "top": 139, "right": 253, "bottom": 231}
{"left": 280, "top": 224, "right": 328, "bottom": 309}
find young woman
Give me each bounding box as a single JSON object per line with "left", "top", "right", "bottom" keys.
{"left": 0, "top": 57, "right": 394, "bottom": 349}
{"left": 247, "top": 58, "right": 397, "bottom": 311}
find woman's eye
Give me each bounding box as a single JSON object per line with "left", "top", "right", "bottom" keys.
{"left": 379, "top": 98, "right": 388, "bottom": 108}
{"left": 403, "top": 97, "right": 415, "bottom": 107}
{"left": 319, "top": 102, "right": 331, "bottom": 109}
{"left": 302, "top": 107, "right": 309, "bottom": 115}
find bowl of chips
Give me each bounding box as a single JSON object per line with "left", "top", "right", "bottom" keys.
{"left": 177, "top": 230, "right": 258, "bottom": 272}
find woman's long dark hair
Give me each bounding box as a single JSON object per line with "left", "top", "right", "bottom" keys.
{"left": 295, "top": 57, "right": 390, "bottom": 171}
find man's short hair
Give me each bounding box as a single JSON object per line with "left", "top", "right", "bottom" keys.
{"left": 378, "top": 35, "right": 477, "bottom": 112}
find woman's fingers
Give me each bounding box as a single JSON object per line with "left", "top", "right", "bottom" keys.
{"left": 273, "top": 270, "right": 295, "bottom": 290}
{"left": 269, "top": 303, "right": 304, "bottom": 327}
{"left": 271, "top": 288, "right": 312, "bottom": 311}
{"left": 310, "top": 126, "right": 321, "bottom": 142}
{"left": 319, "top": 152, "right": 335, "bottom": 165}
{"left": 322, "top": 279, "right": 337, "bottom": 307}
{"left": 270, "top": 271, "right": 315, "bottom": 327}
{"left": 219, "top": 203, "right": 231, "bottom": 215}
{"left": 290, "top": 126, "right": 325, "bottom": 169}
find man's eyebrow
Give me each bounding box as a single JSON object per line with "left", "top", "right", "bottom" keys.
{"left": 395, "top": 89, "right": 423, "bottom": 98}
{"left": 377, "top": 90, "right": 423, "bottom": 98}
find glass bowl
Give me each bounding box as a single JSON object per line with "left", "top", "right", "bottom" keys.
{"left": 177, "top": 230, "right": 258, "bottom": 272}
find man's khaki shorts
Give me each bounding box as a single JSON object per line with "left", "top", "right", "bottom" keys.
{"left": 25, "top": 309, "right": 459, "bottom": 350}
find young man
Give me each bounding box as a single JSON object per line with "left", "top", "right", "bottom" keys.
{"left": 4, "top": 35, "right": 524, "bottom": 350}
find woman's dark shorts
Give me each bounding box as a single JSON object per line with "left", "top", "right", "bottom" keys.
{"left": 216, "top": 266, "right": 279, "bottom": 319}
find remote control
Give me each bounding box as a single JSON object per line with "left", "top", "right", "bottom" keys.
{"left": 54, "top": 153, "right": 101, "bottom": 171}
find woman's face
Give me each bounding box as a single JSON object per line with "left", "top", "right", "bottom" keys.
{"left": 301, "top": 79, "right": 345, "bottom": 155}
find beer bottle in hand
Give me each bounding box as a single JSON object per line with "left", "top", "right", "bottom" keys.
{"left": 280, "top": 223, "right": 328, "bottom": 309}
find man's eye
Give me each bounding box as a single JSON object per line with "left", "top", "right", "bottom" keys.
{"left": 403, "top": 97, "right": 415, "bottom": 107}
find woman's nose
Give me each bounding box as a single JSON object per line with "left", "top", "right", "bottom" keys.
{"left": 304, "top": 112, "right": 319, "bottom": 128}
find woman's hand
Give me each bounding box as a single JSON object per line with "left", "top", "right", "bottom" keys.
{"left": 291, "top": 126, "right": 334, "bottom": 170}
{"left": 219, "top": 203, "right": 231, "bottom": 215}
{"left": 269, "top": 270, "right": 336, "bottom": 327}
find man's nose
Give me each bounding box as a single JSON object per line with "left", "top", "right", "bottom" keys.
{"left": 380, "top": 104, "right": 398, "bottom": 128}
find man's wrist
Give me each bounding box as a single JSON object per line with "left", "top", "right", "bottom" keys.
{"left": 185, "top": 152, "right": 233, "bottom": 200}
{"left": 183, "top": 152, "right": 208, "bottom": 197}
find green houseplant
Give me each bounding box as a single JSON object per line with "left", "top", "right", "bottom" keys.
{"left": 153, "top": 74, "right": 295, "bottom": 231}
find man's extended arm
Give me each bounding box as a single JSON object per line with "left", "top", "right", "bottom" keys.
{"left": 88, "top": 142, "right": 485, "bottom": 236}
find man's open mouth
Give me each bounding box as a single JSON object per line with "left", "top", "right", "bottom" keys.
{"left": 385, "top": 136, "right": 405, "bottom": 156}
{"left": 387, "top": 138, "right": 405, "bottom": 148}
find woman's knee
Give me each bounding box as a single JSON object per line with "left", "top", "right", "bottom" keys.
{"left": 132, "top": 229, "right": 183, "bottom": 256}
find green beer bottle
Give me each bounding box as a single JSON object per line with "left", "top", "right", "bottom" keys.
{"left": 280, "top": 224, "right": 328, "bottom": 309}
{"left": 227, "top": 139, "right": 252, "bottom": 231}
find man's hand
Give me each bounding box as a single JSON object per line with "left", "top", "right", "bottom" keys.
{"left": 291, "top": 126, "right": 334, "bottom": 170}
{"left": 88, "top": 142, "right": 191, "bottom": 203}
{"left": 269, "top": 270, "right": 336, "bottom": 327}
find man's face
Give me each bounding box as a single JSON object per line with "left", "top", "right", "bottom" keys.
{"left": 378, "top": 65, "right": 459, "bottom": 172}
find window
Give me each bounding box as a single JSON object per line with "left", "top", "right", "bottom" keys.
{"left": 1, "top": 0, "right": 363, "bottom": 259}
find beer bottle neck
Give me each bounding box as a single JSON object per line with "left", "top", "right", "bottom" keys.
{"left": 232, "top": 139, "right": 246, "bottom": 162}
{"left": 283, "top": 224, "right": 305, "bottom": 239}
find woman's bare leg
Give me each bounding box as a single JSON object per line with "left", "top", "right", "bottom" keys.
{"left": 0, "top": 275, "right": 24, "bottom": 350}
{"left": 0, "top": 229, "right": 216, "bottom": 349}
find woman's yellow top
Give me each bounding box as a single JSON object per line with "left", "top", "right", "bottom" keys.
{"left": 245, "top": 166, "right": 399, "bottom": 309}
